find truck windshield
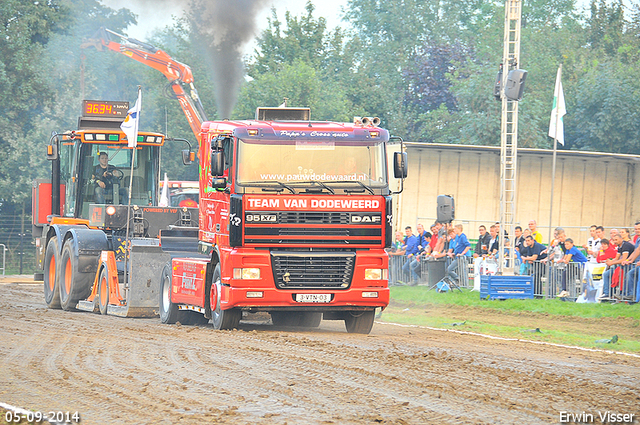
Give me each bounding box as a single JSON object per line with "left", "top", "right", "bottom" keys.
{"left": 236, "top": 138, "right": 387, "bottom": 187}
{"left": 72, "top": 143, "right": 157, "bottom": 218}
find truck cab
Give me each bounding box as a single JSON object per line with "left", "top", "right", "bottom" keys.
{"left": 160, "top": 107, "right": 407, "bottom": 334}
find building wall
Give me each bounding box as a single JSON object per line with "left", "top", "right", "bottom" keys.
{"left": 395, "top": 144, "right": 640, "bottom": 244}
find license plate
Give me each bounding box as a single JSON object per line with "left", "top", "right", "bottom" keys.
{"left": 295, "top": 293, "right": 331, "bottom": 303}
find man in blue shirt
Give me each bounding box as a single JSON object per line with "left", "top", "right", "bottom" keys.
{"left": 441, "top": 224, "right": 471, "bottom": 288}
{"left": 557, "top": 238, "right": 587, "bottom": 297}
{"left": 401, "top": 226, "right": 420, "bottom": 285}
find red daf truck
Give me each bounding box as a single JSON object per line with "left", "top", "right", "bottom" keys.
{"left": 85, "top": 29, "right": 408, "bottom": 333}
{"left": 159, "top": 108, "right": 407, "bottom": 333}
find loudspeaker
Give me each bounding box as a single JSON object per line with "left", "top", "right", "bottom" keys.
{"left": 505, "top": 69, "right": 527, "bottom": 101}
{"left": 493, "top": 68, "right": 503, "bottom": 100}
{"left": 437, "top": 195, "right": 455, "bottom": 223}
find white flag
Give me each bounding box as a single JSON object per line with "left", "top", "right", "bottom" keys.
{"left": 159, "top": 173, "right": 169, "bottom": 207}
{"left": 121, "top": 88, "right": 141, "bottom": 148}
{"left": 548, "top": 66, "right": 566, "bottom": 145}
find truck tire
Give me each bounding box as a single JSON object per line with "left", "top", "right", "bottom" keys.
{"left": 183, "top": 311, "right": 210, "bottom": 326}
{"left": 298, "top": 312, "right": 322, "bottom": 328}
{"left": 59, "top": 238, "right": 95, "bottom": 311}
{"left": 271, "top": 311, "right": 322, "bottom": 327}
{"left": 270, "top": 311, "right": 291, "bottom": 326}
{"left": 344, "top": 310, "right": 375, "bottom": 334}
{"left": 97, "top": 267, "right": 109, "bottom": 315}
{"left": 43, "top": 236, "right": 61, "bottom": 309}
{"left": 210, "top": 264, "right": 241, "bottom": 330}
{"left": 159, "top": 263, "right": 184, "bottom": 324}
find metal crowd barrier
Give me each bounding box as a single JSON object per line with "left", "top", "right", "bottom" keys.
{"left": 388, "top": 252, "right": 640, "bottom": 304}
{"left": 0, "top": 243, "right": 6, "bottom": 277}
{"left": 388, "top": 254, "right": 410, "bottom": 286}
{"left": 513, "top": 260, "right": 586, "bottom": 299}
{"left": 601, "top": 263, "right": 638, "bottom": 303}
{"left": 387, "top": 254, "right": 473, "bottom": 288}
{"left": 454, "top": 255, "right": 473, "bottom": 289}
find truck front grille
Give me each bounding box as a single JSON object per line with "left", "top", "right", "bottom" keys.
{"left": 244, "top": 211, "right": 383, "bottom": 247}
{"left": 278, "top": 212, "right": 350, "bottom": 224}
{"left": 271, "top": 252, "right": 355, "bottom": 290}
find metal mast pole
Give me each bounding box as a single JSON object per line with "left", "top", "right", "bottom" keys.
{"left": 499, "top": 0, "right": 522, "bottom": 275}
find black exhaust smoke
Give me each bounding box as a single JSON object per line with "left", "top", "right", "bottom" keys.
{"left": 131, "top": 0, "right": 270, "bottom": 119}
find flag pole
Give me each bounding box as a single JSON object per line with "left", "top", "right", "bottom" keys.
{"left": 548, "top": 65, "right": 562, "bottom": 245}
{"left": 124, "top": 85, "right": 141, "bottom": 292}
{"left": 548, "top": 137, "right": 557, "bottom": 245}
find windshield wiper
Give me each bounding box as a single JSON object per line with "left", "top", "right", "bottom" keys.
{"left": 305, "top": 180, "right": 335, "bottom": 194}
{"left": 240, "top": 180, "right": 296, "bottom": 194}
{"left": 265, "top": 181, "right": 296, "bottom": 194}
{"left": 328, "top": 180, "right": 375, "bottom": 195}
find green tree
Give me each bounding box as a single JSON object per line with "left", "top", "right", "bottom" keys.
{"left": 0, "top": 0, "right": 71, "bottom": 206}
{"left": 238, "top": 2, "right": 355, "bottom": 122}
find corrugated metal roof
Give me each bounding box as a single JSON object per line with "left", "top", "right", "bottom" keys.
{"left": 405, "top": 142, "right": 640, "bottom": 162}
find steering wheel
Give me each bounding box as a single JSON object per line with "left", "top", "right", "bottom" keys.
{"left": 111, "top": 168, "right": 125, "bottom": 181}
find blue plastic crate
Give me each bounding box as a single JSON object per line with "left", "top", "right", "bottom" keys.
{"left": 480, "top": 275, "right": 534, "bottom": 300}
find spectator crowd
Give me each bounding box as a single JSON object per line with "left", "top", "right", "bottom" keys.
{"left": 387, "top": 219, "right": 640, "bottom": 303}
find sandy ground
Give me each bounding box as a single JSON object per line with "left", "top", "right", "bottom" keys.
{"left": 0, "top": 277, "right": 638, "bottom": 424}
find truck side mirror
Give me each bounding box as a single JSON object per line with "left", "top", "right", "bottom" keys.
{"left": 393, "top": 152, "right": 407, "bottom": 179}
{"left": 210, "top": 151, "right": 224, "bottom": 176}
{"left": 46, "top": 143, "right": 58, "bottom": 161}
{"left": 182, "top": 149, "right": 195, "bottom": 165}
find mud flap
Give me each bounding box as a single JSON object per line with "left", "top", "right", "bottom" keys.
{"left": 108, "top": 244, "right": 171, "bottom": 317}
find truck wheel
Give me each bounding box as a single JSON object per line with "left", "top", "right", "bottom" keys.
{"left": 344, "top": 310, "right": 375, "bottom": 334}
{"left": 43, "top": 236, "right": 61, "bottom": 309}
{"left": 97, "top": 267, "right": 109, "bottom": 315}
{"left": 271, "top": 312, "right": 321, "bottom": 327}
{"left": 270, "top": 311, "right": 291, "bottom": 326}
{"left": 298, "top": 312, "right": 322, "bottom": 328}
{"left": 183, "top": 311, "right": 209, "bottom": 326}
{"left": 210, "top": 264, "right": 241, "bottom": 330}
{"left": 159, "top": 263, "right": 183, "bottom": 324}
{"left": 59, "top": 239, "right": 94, "bottom": 311}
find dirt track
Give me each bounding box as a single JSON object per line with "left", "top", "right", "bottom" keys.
{"left": 1, "top": 280, "right": 639, "bottom": 424}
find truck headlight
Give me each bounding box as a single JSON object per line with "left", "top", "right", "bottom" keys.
{"left": 364, "top": 268, "right": 386, "bottom": 280}
{"left": 233, "top": 268, "right": 261, "bottom": 280}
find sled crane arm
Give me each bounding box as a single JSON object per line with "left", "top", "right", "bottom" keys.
{"left": 82, "top": 28, "right": 207, "bottom": 139}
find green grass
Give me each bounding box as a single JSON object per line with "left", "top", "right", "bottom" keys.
{"left": 381, "top": 286, "right": 640, "bottom": 353}
{"left": 381, "top": 311, "right": 640, "bottom": 352}
{"left": 389, "top": 286, "right": 640, "bottom": 320}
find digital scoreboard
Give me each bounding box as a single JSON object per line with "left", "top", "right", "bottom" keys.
{"left": 82, "top": 100, "right": 129, "bottom": 118}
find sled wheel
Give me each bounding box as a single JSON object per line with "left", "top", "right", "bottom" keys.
{"left": 344, "top": 310, "right": 375, "bottom": 334}
{"left": 210, "top": 264, "right": 241, "bottom": 330}
{"left": 43, "top": 236, "right": 61, "bottom": 309}
{"left": 59, "top": 239, "right": 93, "bottom": 311}
{"left": 98, "top": 267, "right": 110, "bottom": 315}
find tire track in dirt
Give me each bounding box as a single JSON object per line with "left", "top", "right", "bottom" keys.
{"left": 1, "top": 282, "right": 639, "bottom": 424}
